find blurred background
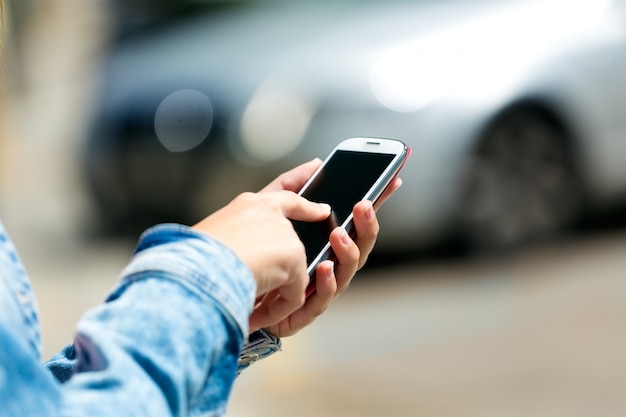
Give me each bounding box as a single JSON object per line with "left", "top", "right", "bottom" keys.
{"left": 2, "top": 0, "right": 626, "bottom": 416}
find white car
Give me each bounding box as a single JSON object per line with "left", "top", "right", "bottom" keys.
{"left": 84, "top": 0, "right": 626, "bottom": 251}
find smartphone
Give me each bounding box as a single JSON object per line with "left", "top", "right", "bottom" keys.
{"left": 292, "top": 137, "right": 411, "bottom": 293}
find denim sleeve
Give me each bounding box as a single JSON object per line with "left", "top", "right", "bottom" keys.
{"left": 47, "top": 224, "right": 257, "bottom": 417}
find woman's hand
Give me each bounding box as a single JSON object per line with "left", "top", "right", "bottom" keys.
{"left": 192, "top": 189, "right": 331, "bottom": 331}
{"left": 259, "top": 159, "right": 402, "bottom": 337}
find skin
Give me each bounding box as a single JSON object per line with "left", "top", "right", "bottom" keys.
{"left": 194, "top": 158, "right": 402, "bottom": 336}
{"left": 0, "top": 2, "right": 401, "bottom": 339}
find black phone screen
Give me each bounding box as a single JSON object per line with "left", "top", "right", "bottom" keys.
{"left": 292, "top": 150, "right": 396, "bottom": 265}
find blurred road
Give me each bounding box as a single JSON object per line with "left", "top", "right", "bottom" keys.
{"left": 228, "top": 235, "right": 626, "bottom": 417}
{"left": 2, "top": 2, "right": 626, "bottom": 417}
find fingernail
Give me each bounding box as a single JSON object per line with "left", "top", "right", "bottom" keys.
{"left": 365, "top": 201, "right": 375, "bottom": 220}
{"left": 319, "top": 203, "right": 331, "bottom": 213}
{"left": 340, "top": 228, "right": 351, "bottom": 245}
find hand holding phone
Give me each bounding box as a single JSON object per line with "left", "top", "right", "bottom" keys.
{"left": 291, "top": 137, "right": 410, "bottom": 294}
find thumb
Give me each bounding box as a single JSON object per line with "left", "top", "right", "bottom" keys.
{"left": 276, "top": 191, "right": 331, "bottom": 222}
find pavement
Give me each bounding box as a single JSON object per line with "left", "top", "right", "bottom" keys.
{"left": 228, "top": 235, "right": 626, "bottom": 417}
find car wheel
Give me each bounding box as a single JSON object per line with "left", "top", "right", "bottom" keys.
{"left": 458, "top": 109, "right": 584, "bottom": 251}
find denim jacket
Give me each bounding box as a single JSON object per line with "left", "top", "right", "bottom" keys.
{"left": 0, "top": 221, "right": 258, "bottom": 417}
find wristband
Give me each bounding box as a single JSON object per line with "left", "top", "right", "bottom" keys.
{"left": 236, "top": 329, "right": 282, "bottom": 375}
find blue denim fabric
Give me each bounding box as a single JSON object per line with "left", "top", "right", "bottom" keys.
{"left": 0, "top": 222, "right": 257, "bottom": 417}
{"left": 0, "top": 222, "right": 42, "bottom": 360}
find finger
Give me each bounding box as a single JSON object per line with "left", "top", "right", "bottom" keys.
{"left": 274, "top": 191, "right": 331, "bottom": 222}
{"left": 295, "top": 261, "right": 337, "bottom": 329}
{"left": 312, "top": 260, "right": 338, "bottom": 302}
{"left": 305, "top": 260, "right": 337, "bottom": 316}
{"left": 328, "top": 227, "right": 360, "bottom": 294}
{"left": 373, "top": 177, "right": 403, "bottom": 210}
{"left": 261, "top": 159, "right": 323, "bottom": 193}
{"left": 351, "top": 200, "right": 379, "bottom": 269}
{"left": 249, "top": 291, "right": 280, "bottom": 331}
{"left": 268, "top": 261, "right": 337, "bottom": 337}
{"left": 249, "top": 277, "right": 307, "bottom": 331}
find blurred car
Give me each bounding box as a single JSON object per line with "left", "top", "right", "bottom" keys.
{"left": 83, "top": 0, "right": 626, "bottom": 252}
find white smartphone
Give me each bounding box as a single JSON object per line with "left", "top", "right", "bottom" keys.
{"left": 292, "top": 137, "right": 410, "bottom": 293}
